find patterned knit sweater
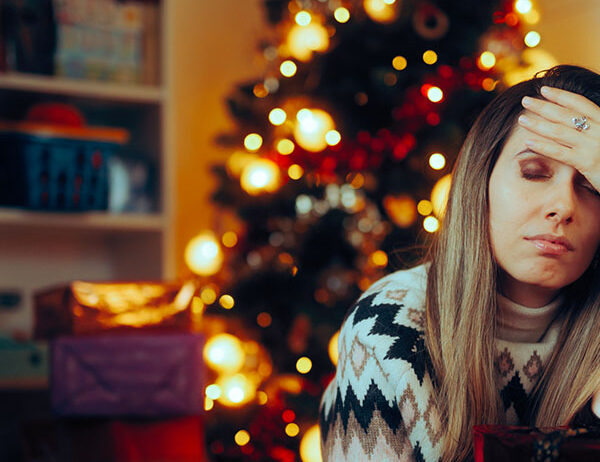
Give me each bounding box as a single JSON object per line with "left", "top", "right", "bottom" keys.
{"left": 318, "top": 262, "right": 569, "bottom": 462}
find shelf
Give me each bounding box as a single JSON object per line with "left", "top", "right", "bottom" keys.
{"left": 0, "top": 208, "right": 165, "bottom": 233}
{"left": 0, "top": 72, "right": 163, "bottom": 104}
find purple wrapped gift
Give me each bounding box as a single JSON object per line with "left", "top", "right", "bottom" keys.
{"left": 50, "top": 333, "right": 205, "bottom": 416}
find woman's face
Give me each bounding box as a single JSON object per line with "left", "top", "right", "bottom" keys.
{"left": 488, "top": 124, "right": 600, "bottom": 307}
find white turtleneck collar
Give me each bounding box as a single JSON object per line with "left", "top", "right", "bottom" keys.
{"left": 496, "top": 291, "right": 565, "bottom": 343}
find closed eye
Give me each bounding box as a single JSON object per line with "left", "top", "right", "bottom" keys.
{"left": 521, "top": 172, "right": 548, "bottom": 180}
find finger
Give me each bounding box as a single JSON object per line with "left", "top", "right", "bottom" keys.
{"left": 518, "top": 111, "right": 580, "bottom": 148}
{"left": 523, "top": 138, "right": 572, "bottom": 164}
{"left": 540, "top": 86, "right": 600, "bottom": 122}
{"left": 522, "top": 96, "right": 578, "bottom": 126}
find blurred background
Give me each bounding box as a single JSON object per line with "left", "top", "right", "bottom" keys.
{"left": 0, "top": 0, "right": 598, "bottom": 461}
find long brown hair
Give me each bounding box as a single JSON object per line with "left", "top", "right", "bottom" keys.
{"left": 422, "top": 65, "right": 600, "bottom": 462}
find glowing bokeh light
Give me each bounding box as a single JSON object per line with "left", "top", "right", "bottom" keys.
{"left": 300, "top": 425, "right": 322, "bottom": 462}
{"left": 524, "top": 31, "right": 541, "bottom": 47}
{"left": 515, "top": 0, "right": 532, "bottom": 14}
{"left": 269, "top": 108, "right": 287, "bottom": 125}
{"left": 240, "top": 158, "right": 282, "bottom": 195}
{"left": 427, "top": 86, "right": 444, "bottom": 102}
{"left": 244, "top": 133, "right": 263, "bottom": 152}
{"left": 235, "top": 430, "right": 250, "bottom": 446}
{"left": 424, "top": 216, "right": 440, "bottom": 233}
{"left": 280, "top": 60, "right": 297, "bottom": 77}
{"left": 478, "top": 51, "right": 496, "bottom": 70}
{"left": 204, "top": 334, "right": 245, "bottom": 373}
{"left": 423, "top": 50, "right": 438, "bottom": 65}
{"left": 184, "top": 231, "right": 223, "bottom": 276}
{"left": 431, "top": 174, "right": 452, "bottom": 218}
{"left": 294, "top": 108, "right": 335, "bottom": 152}
{"left": 328, "top": 331, "right": 340, "bottom": 366}
{"left": 429, "top": 153, "right": 446, "bottom": 170}
{"left": 296, "top": 356, "right": 312, "bottom": 374}
{"left": 295, "top": 11, "right": 312, "bottom": 26}
{"left": 392, "top": 55, "right": 407, "bottom": 70}
{"left": 334, "top": 7, "right": 350, "bottom": 23}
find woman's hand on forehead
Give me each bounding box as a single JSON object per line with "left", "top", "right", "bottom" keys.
{"left": 517, "top": 86, "right": 600, "bottom": 194}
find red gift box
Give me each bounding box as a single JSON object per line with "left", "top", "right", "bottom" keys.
{"left": 473, "top": 424, "right": 600, "bottom": 462}
{"left": 50, "top": 332, "right": 206, "bottom": 417}
{"left": 21, "top": 416, "right": 207, "bottom": 462}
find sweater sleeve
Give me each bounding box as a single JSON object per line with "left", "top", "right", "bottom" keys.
{"left": 318, "top": 284, "right": 417, "bottom": 461}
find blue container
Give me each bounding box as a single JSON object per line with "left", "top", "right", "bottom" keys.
{"left": 0, "top": 122, "right": 128, "bottom": 211}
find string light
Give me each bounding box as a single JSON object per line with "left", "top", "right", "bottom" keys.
{"left": 524, "top": 31, "right": 541, "bottom": 47}
{"left": 269, "top": 108, "right": 287, "bottom": 125}
{"left": 235, "top": 430, "right": 250, "bottom": 446}
{"left": 334, "top": 7, "right": 350, "bottom": 23}
{"left": 429, "top": 153, "right": 446, "bottom": 170}
{"left": 285, "top": 423, "right": 300, "bottom": 437}
{"left": 370, "top": 250, "right": 388, "bottom": 267}
{"left": 287, "top": 23, "right": 329, "bottom": 61}
{"left": 204, "top": 334, "right": 245, "bottom": 374}
{"left": 325, "top": 129, "right": 341, "bottom": 146}
{"left": 427, "top": 86, "right": 444, "bottom": 103}
{"left": 185, "top": 232, "right": 223, "bottom": 276}
{"left": 244, "top": 133, "right": 263, "bottom": 152}
{"left": 515, "top": 0, "right": 532, "bottom": 14}
{"left": 288, "top": 164, "right": 304, "bottom": 180}
{"left": 423, "top": 50, "right": 438, "bottom": 65}
{"left": 240, "top": 158, "right": 281, "bottom": 195}
{"left": 328, "top": 331, "right": 340, "bottom": 366}
{"left": 477, "top": 51, "right": 496, "bottom": 70}
{"left": 218, "top": 374, "right": 256, "bottom": 407}
{"left": 294, "top": 108, "right": 335, "bottom": 152}
{"left": 299, "top": 425, "right": 322, "bottom": 462}
{"left": 417, "top": 200, "right": 433, "bottom": 216}
{"left": 206, "top": 384, "right": 222, "bottom": 400}
{"left": 392, "top": 55, "right": 407, "bottom": 70}
{"left": 200, "top": 286, "right": 217, "bottom": 304}
{"left": 424, "top": 216, "right": 440, "bottom": 233}
{"left": 219, "top": 294, "right": 235, "bottom": 309}
{"left": 431, "top": 174, "right": 452, "bottom": 218}
{"left": 276, "top": 138, "right": 295, "bottom": 155}
{"left": 363, "top": 0, "right": 398, "bottom": 23}
{"left": 222, "top": 231, "right": 238, "bottom": 248}
{"left": 295, "top": 11, "right": 312, "bottom": 26}
{"left": 296, "top": 357, "right": 312, "bottom": 374}
{"left": 257, "top": 312, "right": 272, "bottom": 327}
{"left": 257, "top": 391, "right": 268, "bottom": 405}
{"left": 280, "top": 60, "right": 297, "bottom": 77}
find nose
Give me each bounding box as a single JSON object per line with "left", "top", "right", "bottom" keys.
{"left": 545, "top": 179, "right": 576, "bottom": 225}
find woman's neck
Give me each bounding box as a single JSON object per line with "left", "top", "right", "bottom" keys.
{"left": 497, "top": 271, "right": 561, "bottom": 308}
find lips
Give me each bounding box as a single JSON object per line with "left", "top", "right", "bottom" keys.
{"left": 525, "top": 234, "right": 574, "bottom": 252}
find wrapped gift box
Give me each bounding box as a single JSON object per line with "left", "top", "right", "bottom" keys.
{"left": 34, "top": 280, "right": 196, "bottom": 339}
{"left": 50, "top": 333, "right": 205, "bottom": 417}
{"left": 21, "top": 416, "right": 207, "bottom": 462}
{"left": 473, "top": 424, "right": 600, "bottom": 462}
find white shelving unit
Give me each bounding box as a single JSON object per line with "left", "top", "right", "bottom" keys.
{"left": 0, "top": 0, "right": 175, "bottom": 335}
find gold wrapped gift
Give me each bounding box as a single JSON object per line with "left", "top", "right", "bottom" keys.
{"left": 34, "top": 281, "right": 196, "bottom": 339}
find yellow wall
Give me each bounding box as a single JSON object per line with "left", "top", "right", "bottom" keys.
{"left": 172, "top": 0, "right": 266, "bottom": 276}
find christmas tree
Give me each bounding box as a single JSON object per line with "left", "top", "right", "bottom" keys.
{"left": 184, "top": 1, "right": 556, "bottom": 460}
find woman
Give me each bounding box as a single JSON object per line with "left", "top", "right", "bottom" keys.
{"left": 319, "top": 64, "right": 600, "bottom": 462}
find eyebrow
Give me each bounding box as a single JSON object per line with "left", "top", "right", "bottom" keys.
{"left": 515, "top": 148, "right": 537, "bottom": 158}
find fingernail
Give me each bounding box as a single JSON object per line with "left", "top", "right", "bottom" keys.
{"left": 541, "top": 86, "right": 551, "bottom": 95}
{"left": 522, "top": 96, "right": 533, "bottom": 106}
{"left": 519, "top": 115, "right": 530, "bottom": 124}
